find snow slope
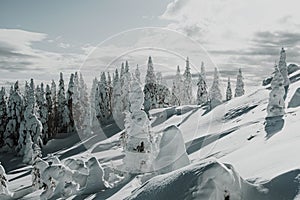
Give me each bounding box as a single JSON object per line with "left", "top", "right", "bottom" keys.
{"left": 1, "top": 70, "right": 300, "bottom": 199}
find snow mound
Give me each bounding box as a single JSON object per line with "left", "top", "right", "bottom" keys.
{"left": 127, "top": 160, "right": 262, "bottom": 200}
{"left": 127, "top": 159, "right": 300, "bottom": 200}
{"left": 82, "top": 157, "right": 107, "bottom": 194}
{"left": 153, "top": 125, "right": 190, "bottom": 173}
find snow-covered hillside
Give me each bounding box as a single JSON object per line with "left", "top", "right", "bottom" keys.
{"left": 1, "top": 69, "right": 300, "bottom": 199}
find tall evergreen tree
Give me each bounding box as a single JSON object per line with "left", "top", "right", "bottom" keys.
{"left": 196, "top": 73, "right": 208, "bottom": 105}
{"left": 90, "top": 77, "right": 99, "bottom": 131}
{"left": 278, "top": 48, "right": 290, "bottom": 94}
{"left": 170, "top": 81, "right": 180, "bottom": 106}
{"left": 173, "top": 65, "right": 183, "bottom": 105}
{"left": 4, "top": 81, "right": 24, "bottom": 149}
{"left": 144, "top": 57, "right": 157, "bottom": 114}
{"left": 79, "top": 72, "right": 90, "bottom": 134}
{"left": 24, "top": 81, "right": 30, "bottom": 107}
{"left": 0, "top": 87, "right": 8, "bottom": 147}
{"left": 267, "top": 64, "right": 285, "bottom": 118}
{"left": 120, "top": 62, "right": 125, "bottom": 80}
{"left": 95, "top": 72, "right": 112, "bottom": 125}
{"left": 38, "top": 83, "right": 49, "bottom": 144}
{"left": 235, "top": 68, "right": 245, "bottom": 97}
{"left": 45, "top": 84, "right": 54, "bottom": 139}
{"left": 226, "top": 77, "right": 232, "bottom": 101}
{"left": 121, "top": 61, "right": 131, "bottom": 113}
{"left": 66, "top": 73, "right": 75, "bottom": 133}
{"left": 135, "top": 65, "right": 141, "bottom": 83}
{"left": 145, "top": 56, "right": 156, "bottom": 85}
{"left": 112, "top": 68, "right": 123, "bottom": 126}
{"left": 50, "top": 80, "right": 58, "bottom": 136}
{"left": 58, "top": 73, "right": 67, "bottom": 132}
{"left": 182, "top": 57, "right": 193, "bottom": 105}
{"left": 72, "top": 72, "right": 82, "bottom": 130}
{"left": 201, "top": 61, "right": 206, "bottom": 82}
{"left": 210, "top": 68, "right": 222, "bottom": 109}
{"left": 17, "top": 79, "right": 43, "bottom": 157}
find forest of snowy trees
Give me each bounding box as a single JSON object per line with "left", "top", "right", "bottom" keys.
{"left": 0, "top": 47, "right": 293, "bottom": 200}
{"left": 0, "top": 56, "right": 246, "bottom": 164}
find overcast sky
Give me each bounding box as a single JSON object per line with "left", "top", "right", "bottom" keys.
{"left": 1, "top": 0, "right": 300, "bottom": 89}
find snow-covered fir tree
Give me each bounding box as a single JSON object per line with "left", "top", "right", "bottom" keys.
{"left": 90, "top": 77, "right": 99, "bottom": 131}
{"left": 35, "top": 85, "right": 42, "bottom": 111}
{"left": 72, "top": 72, "right": 81, "bottom": 130}
{"left": 120, "top": 62, "right": 125, "bottom": 80}
{"left": 144, "top": 57, "right": 157, "bottom": 113}
{"left": 38, "top": 83, "right": 49, "bottom": 144}
{"left": 170, "top": 81, "right": 180, "bottom": 106}
{"left": 112, "top": 69, "right": 123, "bottom": 126}
{"left": 107, "top": 72, "right": 113, "bottom": 116}
{"left": 267, "top": 64, "right": 285, "bottom": 118}
{"left": 107, "top": 72, "right": 112, "bottom": 87}
{"left": 17, "top": 79, "right": 43, "bottom": 156}
{"left": 156, "top": 84, "right": 170, "bottom": 108}
{"left": 50, "top": 80, "right": 58, "bottom": 137}
{"left": 121, "top": 61, "right": 131, "bottom": 113}
{"left": 123, "top": 78, "right": 156, "bottom": 172}
{"left": 278, "top": 47, "right": 290, "bottom": 90}
{"left": 57, "top": 72, "right": 68, "bottom": 133}
{"left": 145, "top": 56, "right": 156, "bottom": 85}
{"left": 95, "top": 72, "right": 112, "bottom": 125}
{"left": 201, "top": 61, "right": 206, "bottom": 82}
{"left": 72, "top": 72, "right": 90, "bottom": 132}
{"left": 196, "top": 73, "right": 208, "bottom": 105}
{"left": 0, "top": 162, "right": 10, "bottom": 196}
{"left": 210, "top": 68, "right": 223, "bottom": 108}
{"left": 235, "top": 68, "right": 245, "bottom": 97}
{"left": 182, "top": 57, "right": 193, "bottom": 105}
{"left": 226, "top": 77, "right": 232, "bottom": 101}
{"left": 78, "top": 73, "right": 91, "bottom": 135}
{"left": 4, "top": 81, "right": 24, "bottom": 149}
{"left": 0, "top": 87, "right": 7, "bottom": 147}
{"left": 45, "top": 84, "right": 55, "bottom": 140}
{"left": 171, "top": 65, "right": 184, "bottom": 106}
{"left": 135, "top": 65, "right": 141, "bottom": 83}
{"left": 66, "top": 73, "right": 75, "bottom": 133}
{"left": 24, "top": 81, "right": 30, "bottom": 107}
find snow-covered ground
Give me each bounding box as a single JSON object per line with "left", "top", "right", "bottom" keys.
{"left": 1, "top": 70, "right": 300, "bottom": 199}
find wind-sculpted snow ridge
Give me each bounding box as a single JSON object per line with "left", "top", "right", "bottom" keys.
{"left": 126, "top": 159, "right": 300, "bottom": 200}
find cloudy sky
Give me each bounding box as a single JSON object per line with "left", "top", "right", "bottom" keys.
{"left": 1, "top": 0, "right": 300, "bottom": 89}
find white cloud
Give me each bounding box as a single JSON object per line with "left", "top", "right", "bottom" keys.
{"left": 0, "top": 29, "right": 85, "bottom": 84}
{"left": 160, "top": 0, "right": 300, "bottom": 81}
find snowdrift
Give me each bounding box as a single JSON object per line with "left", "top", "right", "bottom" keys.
{"left": 127, "top": 160, "right": 262, "bottom": 200}
{"left": 127, "top": 159, "right": 300, "bottom": 200}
